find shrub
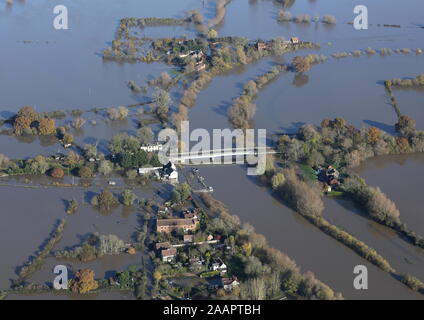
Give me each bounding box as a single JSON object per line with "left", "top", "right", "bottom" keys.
{"left": 121, "top": 189, "right": 137, "bottom": 206}
{"left": 71, "top": 269, "right": 99, "bottom": 294}
{"left": 50, "top": 167, "right": 64, "bottom": 178}
{"left": 292, "top": 56, "right": 311, "bottom": 73}
{"left": 95, "top": 190, "right": 118, "bottom": 211}
{"left": 38, "top": 118, "right": 56, "bottom": 135}
{"left": 98, "top": 160, "right": 113, "bottom": 175}
{"left": 322, "top": 15, "right": 336, "bottom": 24}
{"left": 79, "top": 166, "right": 92, "bottom": 178}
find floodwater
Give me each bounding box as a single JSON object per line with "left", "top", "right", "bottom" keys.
{"left": 1, "top": 0, "right": 424, "bottom": 300}
{"left": 0, "top": 181, "right": 159, "bottom": 292}
{"left": 324, "top": 196, "right": 424, "bottom": 287}
{"left": 191, "top": 165, "right": 421, "bottom": 299}
{"left": 354, "top": 153, "right": 424, "bottom": 236}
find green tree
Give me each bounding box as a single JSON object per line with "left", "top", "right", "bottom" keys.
{"left": 121, "top": 189, "right": 137, "bottom": 206}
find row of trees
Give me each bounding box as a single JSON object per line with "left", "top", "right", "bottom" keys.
{"left": 200, "top": 193, "right": 342, "bottom": 300}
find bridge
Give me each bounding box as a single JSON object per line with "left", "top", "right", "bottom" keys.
{"left": 168, "top": 147, "right": 277, "bottom": 164}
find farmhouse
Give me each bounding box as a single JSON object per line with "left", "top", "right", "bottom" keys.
{"left": 161, "top": 247, "right": 177, "bottom": 262}
{"left": 156, "top": 218, "right": 199, "bottom": 233}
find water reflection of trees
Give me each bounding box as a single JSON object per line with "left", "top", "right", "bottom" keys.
{"left": 292, "top": 73, "right": 309, "bottom": 87}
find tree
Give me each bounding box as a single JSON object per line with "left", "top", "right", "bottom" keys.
{"left": 121, "top": 189, "right": 137, "bottom": 206}
{"left": 84, "top": 144, "right": 97, "bottom": 159}
{"left": 177, "top": 183, "right": 191, "bottom": 201}
{"left": 72, "top": 117, "right": 86, "bottom": 129}
{"left": 207, "top": 28, "right": 218, "bottom": 39}
{"left": 138, "top": 126, "right": 154, "bottom": 144}
{"left": 395, "top": 115, "right": 416, "bottom": 136}
{"left": 17, "top": 106, "right": 38, "bottom": 123}
{"left": 50, "top": 167, "right": 64, "bottom": 178}
{"left": 63, "top": 133, "right": 74, "bottom": 145}
{"left": 71, "top": 269, "right": 99, "bottom": 294}
{"left": 242, "top": 242, "right": 252, "bottom": 256}
{"left": 38, "top": 118, "right": 56, "bottom": 135}
{"left": 96, "top": 190, "right": 118, "bottom": 211}
{"left": 98, "top": 160, "right": 113, "bottom": 175}
{"left": 14, "top": 116, "right": 32, "bottom": 135}
{"left": 78, "top": 166, "right": 92, "bottom": 178}
{"left": 292, "top": 56, "right": 311, "bottom": 73}
{"left": 153, "top": 271, "right": 162, "bottom": 283}
{"left": 109, "top": 133, "right": 140, "bottom": 155}
{"left": 98, "top": 234, "right": 125, "bottom": 255}
{"left": 171, "top": 189, "right": 182, "bottom": 203}
{"left": 244, "top": 80, "right": 258, "bottom": 97}
{"left": 367, "top": 127, "right": 381, "bottom": 144}
{"left": 271, "top": 173, "right": 285, "bottom": 190}
{"left": 67, "top": 199, "right": 78, "bottom": 214}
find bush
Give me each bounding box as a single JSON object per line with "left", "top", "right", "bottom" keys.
{"left": 278, "top": 169, "right": 324, "bottom": 217}
{"left": 322, "top": 15, "right": 336, "bottom": 24}
{"left": 121, "top": 189, "right": 137, "bottom": 206}
{"left": 94, "top": 190, "right": 118, "bottom": 211}
{"left": 50, "top": 167, "right": 64, "bottom": 178}
{"left": 79, "top": 166, "right": 92, "bottom": 178}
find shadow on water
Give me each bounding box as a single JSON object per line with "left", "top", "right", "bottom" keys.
{"left": 363, "top": 119, "right": 396, "bottom": 135}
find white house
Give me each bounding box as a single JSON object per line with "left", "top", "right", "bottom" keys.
{"left": 222, "top": 277, "right": 240, "bottom": 292}
{"left": 210, "top": 261, "right": 227, "bottom": 274}
{"left": 140, "top": 143, "right": 163, "bottom": 152}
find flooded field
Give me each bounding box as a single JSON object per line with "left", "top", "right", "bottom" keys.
{"left": 191, "top": 164, "right": 421, "bottom": 299}
{"left": 354, "top": 153, "right": 424, "bottom": 236}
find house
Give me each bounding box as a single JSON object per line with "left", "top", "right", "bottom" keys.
{"left": 155, "top": 241, "right": 171, "bottom": 250}
{"left": 183, "top": 234, "right": 194, "bottom": 243}
{"left": 256, "top": 41, "right": 269, "bottom": 51}
{"left": 317, "top": 165, "right": 341, "bottom": 187}
{"left": 138, "top": 167, "right": 161, "bottom": 175}
{"left": 161, "top": 247, "right": 177, "bottom": 262}
{"left": 140, "top": 143, "right": 163, "bottom": 152}
{"left": 189, "top": 50, "right": 204, "bottom": 60}
{"left": 158, "top": 161, "right": 178, "bottom": 180}
{"left": 210, "top": 260, "right": 227, "bottom": 275}
{"left": 222, "top": 276, "right": 239, "bottom": 292}
{"left": 156, "top": 218, "right": 199, "bottom": 233}
{"left": 290, "top": 37, "right": 300, "bottom": 44}
{"left": 183, "top": 210, "right": 199, "bottom": 220}
{"left": 195, "top": 61, "right": 206, "bottom": 72}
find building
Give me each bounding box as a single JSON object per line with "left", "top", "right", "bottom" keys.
{"left": 210, "top": 261, "right": 227, "bottom": 275}
{"left": 290, "top": 37, "right": 300, "bottom": 44}
{"left": 183, "top": 210, "right": 199, "bottom": 220}
{"left": 256, "top": 41, "right": 269, "bottom": 51}
{"left": 140, "top": 143, "right": 163, "bottom": 152}
{"left": 195, "top": 61, "right": 206, "bottom": 72}
{"left": 158, "top": 161, "right": 178, "bottom": 180}
{"left": 161, "top": 247, "right": 177, "bottom": 262}
{"left": 156, "top": 218, "right": 199, "bottom": 233}
{"left": 222, "top": 276, "right": 239, "bottom": 292}
{"left": 183, "top": 234, "right": 194, "bottom": 243}
{"left": 155, "top": 242, "right": 171, "bottom": 250}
